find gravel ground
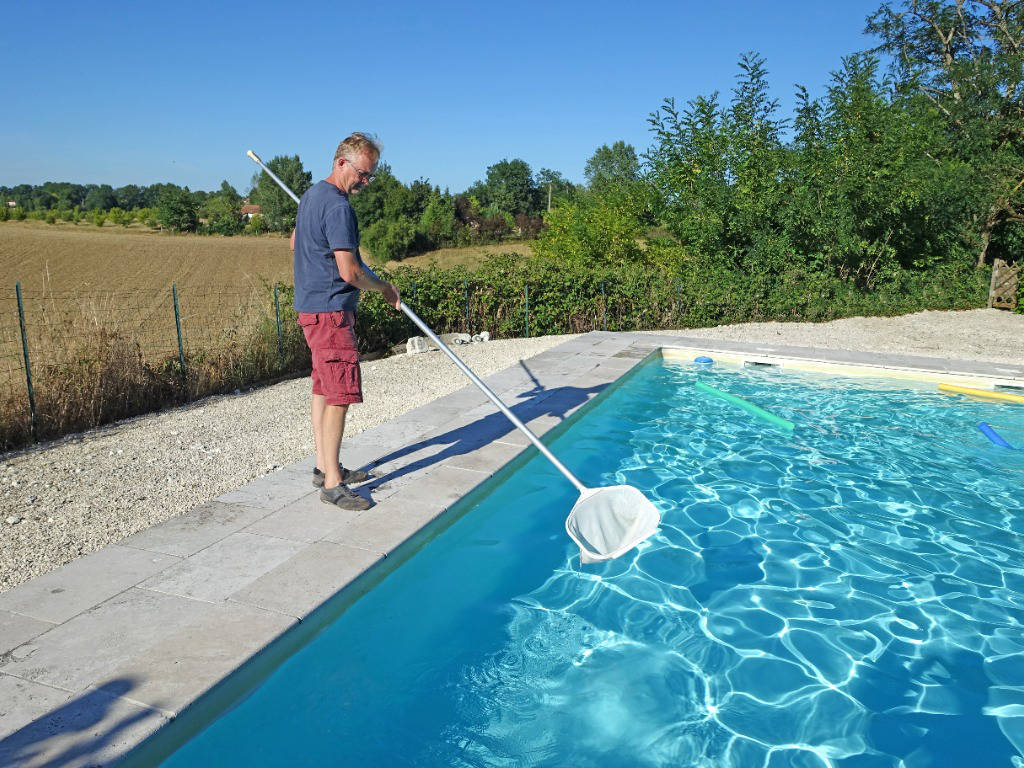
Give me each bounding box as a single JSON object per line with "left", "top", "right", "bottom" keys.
{"left": 645, "top": 308, "right": 1024, "bottom": 364}
{"left": 2, "top": 308, "right": 1022, "bottom": 592}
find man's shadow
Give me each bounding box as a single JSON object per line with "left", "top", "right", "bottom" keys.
{"left": 362, "top": 360, "right": 607, "bottom": 492}
{"left": 0, "top": 678, "right": 158, "bottom": 768}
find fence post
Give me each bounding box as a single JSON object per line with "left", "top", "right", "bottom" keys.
{"left": 172, "top": 283, "right": 186, "bottom": 386}
{"left": 464, "top": 278, "right": 470, "bottom": 333}
{"left": 15, "top": 283, "right": 37, "bottom": 441}
{"left": 273, "top": 282, "right": 283, "bottom": 369}
{"left": 525, "top": 283, "right": 530, "bottom": 338}
{"left": 601, "top": 282, "right": 607, "bottom": 331}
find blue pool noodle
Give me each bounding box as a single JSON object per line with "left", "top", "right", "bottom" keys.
{"left": 978, "top": 422, "right": 1014, "bottom": 449}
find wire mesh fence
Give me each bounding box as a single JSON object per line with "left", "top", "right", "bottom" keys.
{"left": 0, "top": 274, "right": 640, "bottom": 452}
{"left": 0, "top": 282, "right": 301, "bottom": 451}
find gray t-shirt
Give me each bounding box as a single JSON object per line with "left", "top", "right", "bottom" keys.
{"left": 293, "top": 180, "right": 363, "bottom": 312}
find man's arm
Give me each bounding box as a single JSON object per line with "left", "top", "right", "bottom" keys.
{"left": 335, "top": 249, "right": 401, "bottom": 309}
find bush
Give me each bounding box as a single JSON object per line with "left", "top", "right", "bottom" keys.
{"left": 244, "top": 214, "right": 270, "bottom": 235}
{"left": 362, "top": 216, "right": 419, "bottom": 261}
{"left": 11, "top": 207, "right": 26, "bottom": 221}
{"left": 91, "top": 209, "right": 107, "bottom": 227}
{"left": 106, "top": 207, "right": 127, "bottom": 226}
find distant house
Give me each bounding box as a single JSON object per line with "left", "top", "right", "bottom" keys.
{"left": 241, "top": 204, "right": 261, "bottom": 221}
{"left": 5, "top": 201, "right": 16, "bottom": 209}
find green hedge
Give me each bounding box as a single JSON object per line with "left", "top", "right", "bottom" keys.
{"left": 343, "top": 252, "right": 990, "bottom": 354}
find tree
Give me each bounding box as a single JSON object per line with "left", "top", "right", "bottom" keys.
{"left": 115, "top": 185, "right": 147, "bottom": 210}
{"left": 584, "top": 141, "right": 641, "bottom": 191}
{"left": 218, "top": 180, "right": 241, "bottom": 204}
{"left": 475, "top": 159, "right": 537, "bottom": 218}
{"left": 250, "top": 155, "right": 311, "bottom": 232}
{"left": 535, "top": 168, "right": 578, "bottom": 209}
{"left": 867, "top": 0, "right": 1024, "bottom": 264}
{"left": 418, "top": 190, "right": 459, "bottom": 248}
{"left": 83, "top": 184, "right": 117, "bottom": 211}
{"left": 647, "top": 53, "right": 788, "bottom": 265}
{"left": 156, "top": 186, "right": 199, "bottom": 232}
{"left": 203, "top": 194, "right": 244, "bottom": 235}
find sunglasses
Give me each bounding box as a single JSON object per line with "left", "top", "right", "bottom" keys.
{"left": 344, "top": 158, "right": 375, "bottom": 183}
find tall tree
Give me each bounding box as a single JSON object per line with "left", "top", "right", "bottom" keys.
{"left": 584, "top": 141, "right": 641, "bottom": 191}
{"left": 250, "top": 155, "right": 311, "bottom": 232}
{"left": 156, "top": 186, "right": 199, "bottom": 232}
{"left": 114, "top": 184, "right": 147, "bottom": 210}
{"left": 477, "top": 159, "right": 537, "bottom": 217}
{"left": 867, "top": 0, "right": 1024, "bottom": 264}
{"left": 534, "top": 168, "right": 577, "bottom": 209}
{"left": 83, "top": 184, "right": 117, "bottom": 211}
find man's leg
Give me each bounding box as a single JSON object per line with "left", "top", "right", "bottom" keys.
{"left": 318, "top": 402, "right": 348, "bottom": 489}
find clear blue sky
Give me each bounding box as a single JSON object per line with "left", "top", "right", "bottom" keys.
{"left": 1, "top": 0, "right": 887, "bottom": 195}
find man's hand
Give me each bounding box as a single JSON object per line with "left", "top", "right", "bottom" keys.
{"left": 334, "top": 249, "right": 401, "bottom": 309}
{"left": 381, "top": 282, "right": 401, "bottom": 310}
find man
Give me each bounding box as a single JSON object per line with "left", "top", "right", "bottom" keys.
{"left": 292, "top": 133, "right": 400, "bottom": 510}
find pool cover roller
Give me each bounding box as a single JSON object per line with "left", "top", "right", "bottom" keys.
{"left": 248, "top": 149, "right": 660, "bottom": 564}
{"left": 695, "top": 381, "right": 795, "bottom": 432}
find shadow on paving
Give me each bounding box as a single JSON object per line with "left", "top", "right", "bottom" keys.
{"left": 0, "top": 678, "right": 161, "bottom": 768}
{"left": 363, "top": 360, "right": 607, "bottom": 491}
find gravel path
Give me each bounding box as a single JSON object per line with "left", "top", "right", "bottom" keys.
{"left": 2, "top": 308, "right": 1022, "bottom": 592}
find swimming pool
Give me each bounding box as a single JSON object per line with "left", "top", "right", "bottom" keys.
{"left": 151, "top": 355, "right": 1024, "bottom": 767}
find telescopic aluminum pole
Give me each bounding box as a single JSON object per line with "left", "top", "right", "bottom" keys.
{"left": 247, "top": 149, "right": 587, "bottom": 494}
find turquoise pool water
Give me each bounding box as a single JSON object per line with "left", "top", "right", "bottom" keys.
{"left": 159, "top": 358, "right": 1024, "bottom": 767}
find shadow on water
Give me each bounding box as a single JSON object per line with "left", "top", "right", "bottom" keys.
{"left": 0, "top": 678, "right": 160, "bottom": 768}
{"left": 362, "top": 360, "right": 607, "bottom": 491}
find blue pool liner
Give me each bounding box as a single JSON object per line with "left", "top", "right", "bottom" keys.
{"left": 978, "top": 422, "right": 1015, "bottom": 449}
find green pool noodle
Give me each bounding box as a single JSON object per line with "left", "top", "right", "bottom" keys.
{"left": 695, "top": 381, "right": 795, "bottom": 432}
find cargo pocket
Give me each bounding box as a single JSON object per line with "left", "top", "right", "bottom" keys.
{"left": 322, "top": 347, "right": 362, "bottom": 401}
{"left": 297, "top": 313, "right": 319, "bottom": 346}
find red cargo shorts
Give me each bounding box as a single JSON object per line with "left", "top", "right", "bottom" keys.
{"left": 297, "top": 310, "right": 362, "bottom": 405}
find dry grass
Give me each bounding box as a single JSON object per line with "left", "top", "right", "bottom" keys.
{"left": 0, "top": 222, "right": 534, "bottom": 449}
{"left": 0, "top": 221, "right": 293, "bottom": 295}
{"left": 0, "top": 223, "right": 301, "bottom": 449}
{"left": 379, "top": 242, "right": 533, "bottom": 271}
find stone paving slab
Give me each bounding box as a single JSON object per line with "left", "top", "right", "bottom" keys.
{"left": 323, "top": 486, "right": 452, "bottom": 557}
{"left": 1, "top": 588, "right": 234, "bottom": 692}
{"left": 4, "top": 331, "right": 1019, "bottom": 766}
{"left": 0, "top": 674, "right": 74, "bottom": 741}
{"left": 93, "top": 601, "right": 296, "bottom": 716}
{"left": 119, "top": 500, "right": 270, "bottom": 558}
{"left": 228, "top": 541, "right": 383, "bottom": 619}
{"left": 0, "top": 612, "right": 55, "bottom": 657}
{"left": 0, "top": 545, "right": 181, "bottom": 625}
{"left": 137, "top": 532, "right": 305, "bottom": 604}
{"left": 242, "top": 490, "right": 364, "bottom": 544}
{"left": 0, "top": 678, "right": 167, "bottom": 768}
{"left": 216, "top": 471, "right": 312, "bottom": 512}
